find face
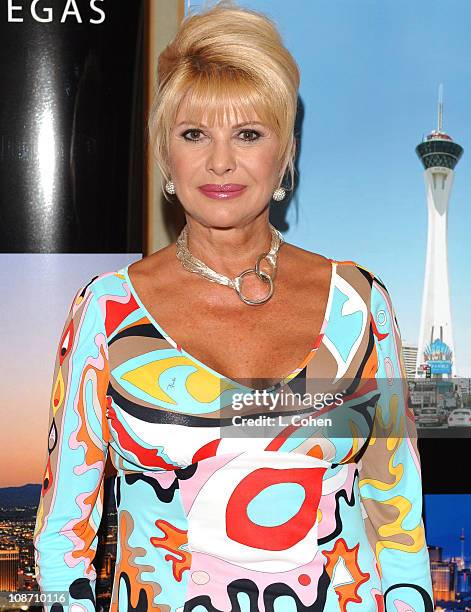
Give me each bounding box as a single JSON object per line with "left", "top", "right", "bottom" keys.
{"left": 167, "top": 98, "right": 282, "bottom": 227}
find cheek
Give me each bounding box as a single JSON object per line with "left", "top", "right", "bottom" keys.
{"left": 246, "top": 150, "right": 280, "bottom": 182}
{"left": 169, "top": 146, "right": 199, "bottom": 179}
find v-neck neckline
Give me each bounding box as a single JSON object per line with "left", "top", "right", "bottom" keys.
{"left": 121, "top": 258, "right": 337, "bottom": 393}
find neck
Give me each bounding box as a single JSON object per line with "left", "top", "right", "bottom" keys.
{"left": 179, "top": 217, "right": 276, "bottom": 278}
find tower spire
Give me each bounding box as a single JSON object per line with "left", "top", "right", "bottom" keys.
{"left": 438, "top": 83, "right": 444, "bottom": 133}
{"left": 460, "top": 527, "right": 465, "bottom": 569}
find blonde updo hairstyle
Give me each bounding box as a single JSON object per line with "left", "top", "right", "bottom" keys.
{"left": 148, "top": 0, "right": 301, "bottom": 202}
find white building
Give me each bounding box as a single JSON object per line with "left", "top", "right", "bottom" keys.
{"left": 402, "top": 343, "right": 418, "bottom": 380}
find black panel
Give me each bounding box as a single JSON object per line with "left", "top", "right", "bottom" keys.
{"left": 0, "top": 0, "right": 144, "bottom": 253}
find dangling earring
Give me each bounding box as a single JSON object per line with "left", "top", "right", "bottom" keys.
{"left": 165, "top": 180, "right": 176, "bottom": 195}
{"left": 272, "top": 187, "right": 286, "bottom": 202}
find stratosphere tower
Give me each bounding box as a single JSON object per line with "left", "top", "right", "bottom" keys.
{"left": 415, "top": 85, "right": 463, "bottom": 378}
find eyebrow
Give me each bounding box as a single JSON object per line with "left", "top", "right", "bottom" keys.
{"left": 175, "top": 121, "right": 265, "bottom": 128}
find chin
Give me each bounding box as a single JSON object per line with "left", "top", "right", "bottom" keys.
{"left": 189, "top": 206, "right": 249, "bottom": 228}
{"left": 201, "top": 218, "right": 244, "bottom": 231}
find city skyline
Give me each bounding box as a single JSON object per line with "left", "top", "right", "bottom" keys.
{"left": 425, "top": 495, "right": 471, "bottom": 567}
{"left": 1, "top": 487, "right": 469, "bottom": 609}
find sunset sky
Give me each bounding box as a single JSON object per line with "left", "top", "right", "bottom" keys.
{"left": 1, "top": 253, "right": 137, "bottom": 488}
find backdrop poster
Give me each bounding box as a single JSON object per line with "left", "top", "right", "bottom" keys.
{"left": 1, "top": 1, "right": 470, "bottom": 610}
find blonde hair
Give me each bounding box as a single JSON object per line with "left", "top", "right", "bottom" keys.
{"left": 148, "top": 0, "right": 300, "bottom": 201}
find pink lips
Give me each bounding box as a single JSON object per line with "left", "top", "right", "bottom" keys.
{"left": 198, "top": 184, "right": 247, "bottom": 200}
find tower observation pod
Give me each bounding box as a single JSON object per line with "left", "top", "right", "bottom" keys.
{"left": 415, "top": 85, "right": 463, "bottom": 378}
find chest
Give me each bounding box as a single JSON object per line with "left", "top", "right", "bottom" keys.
{"left": 137, "top": 281, "right": 331, "bottom": 387}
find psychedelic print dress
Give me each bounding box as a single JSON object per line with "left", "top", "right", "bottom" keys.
{"left": 33, "top": 259, "right": 435, "bottom": 611}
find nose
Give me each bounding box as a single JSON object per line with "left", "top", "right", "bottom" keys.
{"left": 206, "top": 137, "right": 237, "bottom": 176}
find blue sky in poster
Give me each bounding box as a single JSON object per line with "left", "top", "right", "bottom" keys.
{"left": 188, "top": 0, "right": 471, "bottom": 375}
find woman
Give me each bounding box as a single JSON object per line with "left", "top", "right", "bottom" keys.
{"left": 33, "top": 1, "right": 434, "bottom": 610}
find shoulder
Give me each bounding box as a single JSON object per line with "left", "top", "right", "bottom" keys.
{"left": 285, "top": 243, "right": 375, "bottom": 282}
{"left": 64, "top": 266, "right": 133, "bottom": 334}
{"left": 331, "top": 259, "right": 377, "bottom": 307}
{"left": 287, "top": 245, "right": 391, "bottom": 295}
{"left": 333, "top": 259, "right": 392, "bottom": 301}
{"left": 328, "top": 258, "right": 398, "bottom": 330}
{"left": 73, "top": 266, "right": 130, "bottom": 303}
{"left": 329, "top": 261, "right": 403, "bottom": 361}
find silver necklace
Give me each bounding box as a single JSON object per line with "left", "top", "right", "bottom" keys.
{"left": 175, "top": 223, "right": 285, "bottom": 305}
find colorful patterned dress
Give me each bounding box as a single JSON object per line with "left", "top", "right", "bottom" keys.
{"left": 33, "top": 259, "right": 434, "bottom": 611}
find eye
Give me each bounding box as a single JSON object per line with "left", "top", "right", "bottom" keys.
{"left": 239, "top": 129, "right": 261, "bottom": 141}
{"left": 181, "top": 129, "right": 204, "bottom": 142}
